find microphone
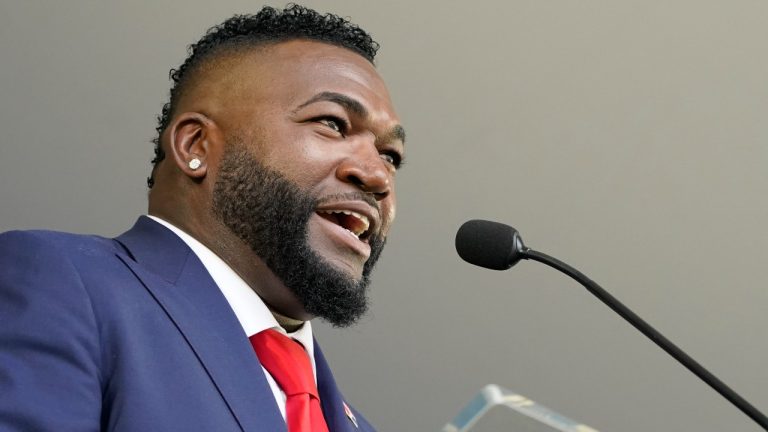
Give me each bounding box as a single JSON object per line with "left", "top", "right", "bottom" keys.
{"left": 455, "top": 220, "right": 527, "bottom": 270}
{"left": 455, "top": 219, "right": 768, "bottom": 430}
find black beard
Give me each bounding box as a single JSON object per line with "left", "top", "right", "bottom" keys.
{"left": 211, "top": 145, "right": 386, "bottom": 327}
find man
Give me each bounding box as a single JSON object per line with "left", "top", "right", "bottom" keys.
{"left": 0, "top": 5, "right": 404, "bottom": 431}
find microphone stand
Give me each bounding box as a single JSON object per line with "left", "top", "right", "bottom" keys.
{"left": 521, "top": 248, "right": 768, "bottom": 430}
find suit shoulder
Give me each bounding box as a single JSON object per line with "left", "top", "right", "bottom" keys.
{"left": 0, "top": 229, "right": 126, "bottom": 293}
{"left": 0, "top": 229, "right": 120, "bottom": 259}
{"left": 0, "top": 230, "right": 106, "bottom": 430}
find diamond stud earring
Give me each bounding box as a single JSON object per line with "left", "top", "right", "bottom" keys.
{"left": 188, "top": 158, "right": 202, "bottom": 170}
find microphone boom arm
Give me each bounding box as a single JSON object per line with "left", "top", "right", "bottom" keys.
{"left": 521, "top": 248, "right": 768, "bottom": 430}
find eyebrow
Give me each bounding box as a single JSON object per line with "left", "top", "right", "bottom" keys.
{"left": 295, "top": 91, "right": 406, "bottom": 145}
{"left": 386, "top": 125, "right": 406, "bottom": 145}
{"left": 295, "top": 91, "right": 367, "bottom": 117}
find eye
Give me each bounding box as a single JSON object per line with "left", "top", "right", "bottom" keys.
{"left": 316, "top": 116, "right": 348, "bottom": 136}
{"left": 380, "top": 151, "right": 404, "bottom": 169}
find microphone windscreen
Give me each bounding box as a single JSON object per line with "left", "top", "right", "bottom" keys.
{"left": 455, "top": 220, "right": 521, "bottom": 270}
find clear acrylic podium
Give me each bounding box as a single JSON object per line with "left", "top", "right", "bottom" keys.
{"left": 442, "top": 385, "right": 599, "bottom": 432}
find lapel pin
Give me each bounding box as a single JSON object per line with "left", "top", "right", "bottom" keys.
{"left": 343, "top": 401, "right": 359, "bottom": 428}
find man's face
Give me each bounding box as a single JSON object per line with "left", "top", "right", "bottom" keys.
{"left": 212, "top": 145, "right": 386, "bottom": 326}
{"left": 201, "top": 40, "right": 404, "bottom": 323}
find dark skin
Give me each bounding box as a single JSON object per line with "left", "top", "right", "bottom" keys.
{"left": 148, "top": 40, "right": 404, "bottom": 322}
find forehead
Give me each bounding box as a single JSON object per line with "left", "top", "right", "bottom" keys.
{"left": 191, "top": 40, "right": 399, "bottom": 129}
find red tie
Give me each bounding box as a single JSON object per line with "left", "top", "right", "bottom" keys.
{"left": 249, "top": 329, "right": 330, "bottom": 432}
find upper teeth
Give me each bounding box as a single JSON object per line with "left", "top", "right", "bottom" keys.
{"left": 318, "top": 209, "right": 370, "bottom": 237}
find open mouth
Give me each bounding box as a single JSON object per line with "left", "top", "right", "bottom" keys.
{"left": 316, "top": 209, "right": 372, "bottom": 241}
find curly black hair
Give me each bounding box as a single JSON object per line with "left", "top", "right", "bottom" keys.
{"left": 147, "top": 4, "right": 380, "bottom": 188}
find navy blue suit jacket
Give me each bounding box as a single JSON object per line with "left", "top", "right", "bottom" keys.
{"left": 0, "top": 217, "right": 375, "bottom": 431}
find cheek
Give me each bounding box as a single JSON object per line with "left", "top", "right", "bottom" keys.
{"left": 380, "top": 196, "right": 397, "bottom": 235}
{"left": 261, "top": 143, "right": 334, "bottom": 187}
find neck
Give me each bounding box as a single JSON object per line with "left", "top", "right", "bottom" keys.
{"left": 271, "top": 309, "right": 305, "bottom": 333}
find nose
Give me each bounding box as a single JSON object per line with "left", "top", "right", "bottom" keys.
{"left": 336, "top": 140, "right": 392, "bottom": 200}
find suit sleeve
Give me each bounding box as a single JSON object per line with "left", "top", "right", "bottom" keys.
{"left": 0, "top": 231, "right": 102, "bottom": 431}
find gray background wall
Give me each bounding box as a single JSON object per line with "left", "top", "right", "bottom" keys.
{"left": 1, "top": 1, "right": 766, "bottom": 431}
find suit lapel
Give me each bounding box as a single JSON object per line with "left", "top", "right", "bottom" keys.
{"left": 115, "top": 217, "right": 286, "bottom": 432}
{"left": 314, "top": 340, "right": 361, "bottom": 432}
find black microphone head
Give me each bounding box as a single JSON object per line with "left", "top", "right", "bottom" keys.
{"left": 455, "top": 220, "right": 527, "bottom": 270}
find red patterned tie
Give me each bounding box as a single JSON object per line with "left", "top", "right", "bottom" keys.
{"left": 249, "top": 329, "right": 330, "bottom": 432}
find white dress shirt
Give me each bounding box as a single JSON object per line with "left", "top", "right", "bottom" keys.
{"left": 148, "top": 215, "right": 315, "bottom": 419}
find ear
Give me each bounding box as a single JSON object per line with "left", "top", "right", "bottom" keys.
{"left": 167, "top": 112, "right": 220, "bottom": 180}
